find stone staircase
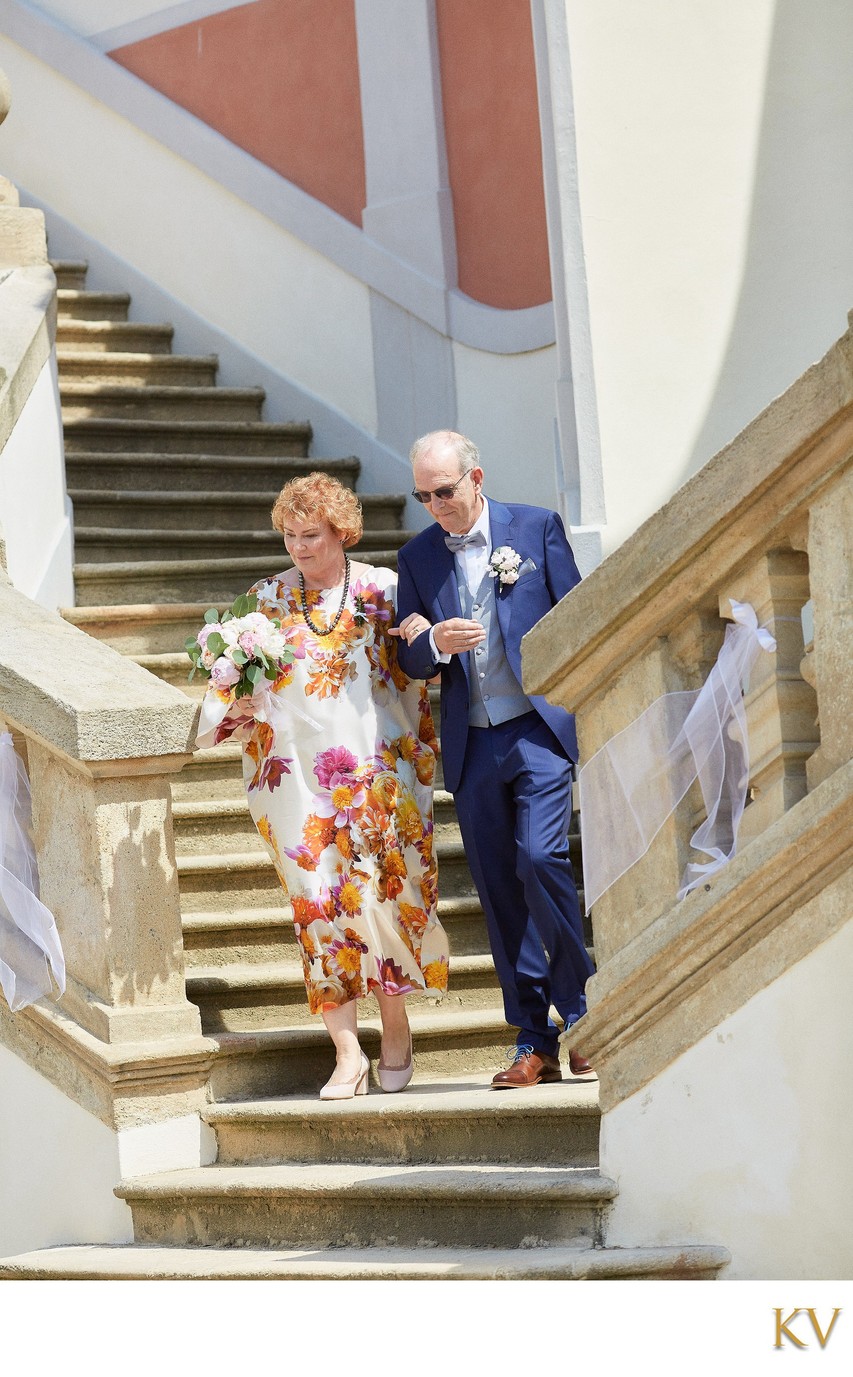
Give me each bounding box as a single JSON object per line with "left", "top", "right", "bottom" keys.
{"left": 0, "top": 261, "right": 728, "bottom": 1280}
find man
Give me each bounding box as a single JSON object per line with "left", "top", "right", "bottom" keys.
{"left": 392, "top": 430, "right": 594, "bottom": 1088}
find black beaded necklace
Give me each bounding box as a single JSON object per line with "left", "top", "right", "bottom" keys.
{"left": 297, "top": 554, "right": 351, "bottom": 636}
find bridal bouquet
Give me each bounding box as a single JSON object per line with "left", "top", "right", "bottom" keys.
{"left": 186, "top": 593, "right": 294, "bottom": 698}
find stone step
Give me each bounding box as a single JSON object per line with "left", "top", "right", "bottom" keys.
{"left": 55, "top": 319, "right": 175, "bottom": 353}
{"left": 72, "top": 550, "right": 401, "bottom": 606}
{"left": 0, "top": 1241, "right": 730, "bottom": 1281}
{"left": 63, "top": 417, "right": 312, "bottom": 455}
{"left": 182, "top": 893, "right": 488, "bottom": 968}
{"left": 76, "top": 525, "right": 411, "bottom": 565}
{"left": 183, "top": 907, "right": 296, "bottom": 968}
{"left": 49, "top": 259, "right": 88, "bottom": 290}
{"left": 61, "top": 382, "right": 265, "bottom": 424}
{"left": 68, "top": 489, "right": 405, "bottom": 535}
{"left": 206, "top": 1071, "right": 600, "bottom": 1166}
{"left": 64, "top": 451, "right": 360, "bottom": 493}
{"left": 57, "top": 351, "right": 219, "bottom": 387}
{"left": 176, "top": 839, "right": 478, "bottom": 913}
{"left": 57, "top": 288, "right": 130, "bottom": 321}
{"left": 186, "top": 952, "right": 499, "bottom": 1034}
{"left": 170, "top": 790, "right": 462, "bottom": 856}
{"left": 171, "top": 742, "right": 244, "bottom": 799}
{"left": 207, "top": 1008, "right": 521, "bottom": 1097}
{"left": 116, "top": 1160, "right": 617, "bottom": 1250}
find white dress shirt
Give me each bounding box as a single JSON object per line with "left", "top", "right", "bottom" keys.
{"left": 428, "top": 498, "right": 491, "bottom": 663}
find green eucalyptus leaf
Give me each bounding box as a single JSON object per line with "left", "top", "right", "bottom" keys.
{"left": 203, "top": 608, "right": 221, "bottom": 624}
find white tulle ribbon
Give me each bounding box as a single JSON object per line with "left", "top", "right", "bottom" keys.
{"left": 0, "top": 732, "right": 66, "bottom": 1011}
{"left": 249, "top": 684, "right": 322, "bottom": 739}
{"left": 578, "top": 600, "right": 777, "bottom": 912}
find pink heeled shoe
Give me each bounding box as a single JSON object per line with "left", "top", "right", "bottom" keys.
{"left": 378, "top": 1032, "right": 413, "bottom": 1093}
{"left": 319, "top": 1051, "right": 369, "bottom": 1100}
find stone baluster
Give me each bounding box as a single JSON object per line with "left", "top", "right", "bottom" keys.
{"left": 793, "top": 468, "right": 853, "bottom": 790}
{"left": 718, "top": 547, "right": 818, "bottom": 845}
{"left": 580, "top": 612, "right": 722, "bottom": 967}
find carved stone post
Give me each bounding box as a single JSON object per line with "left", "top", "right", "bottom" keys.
{"left": 797, "top": 468, "right": 853, "bottom": 789}
{"left": 27, "top": 743, "right": 202, "bottom": 1046}
{"left": 718, "top": 548, "right": 818, "bottom": 844}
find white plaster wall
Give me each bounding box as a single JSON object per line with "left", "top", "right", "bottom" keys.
{"left": 25, "top": 0, "right": 249, "bottom": 41}
{"left": 564, "top": 0, "right": 853, "bottom": 556}
{"left": 0, "top": 354, "right": 73, "bottom": 610}
{"left": 0, "top": 1042, "right": 217, "bottom": 1258}
{"left": 600, "top": 919, "right": 853, "bottom": 1280}
{"left": 452, "top": 341, "right": 560, "bottom": 511}
{"left": 0, "top": 1043, "right": 132, "bottom": 1256}
{"left": 0, "top": 34, "right": 379, "bottom": 437}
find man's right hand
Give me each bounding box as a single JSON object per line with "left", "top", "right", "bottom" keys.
{"left": 432, "top": 618, "right": 487, "bottom": 656}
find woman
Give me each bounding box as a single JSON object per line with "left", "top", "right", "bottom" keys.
{"left": 196, "top": 473, "right": 448, "bottom": 1098}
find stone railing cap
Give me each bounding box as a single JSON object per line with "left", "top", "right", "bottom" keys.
{"left": 0, "top": 581, "right": 199, "bottom": 761}
{"left": 524, "top": 320, "right": 853, "bottom": 702}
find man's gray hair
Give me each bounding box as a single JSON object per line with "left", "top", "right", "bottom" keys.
{"left": 409, "top": 430, "right": 480, "bottom": 475}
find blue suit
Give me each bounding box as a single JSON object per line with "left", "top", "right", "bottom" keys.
{"left": 396, "top": 500, "right": 594, "bottom": 1055}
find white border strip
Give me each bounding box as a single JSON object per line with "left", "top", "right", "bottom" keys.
{"left": 92, "top": 0, "right": 260, "bottom": 54}
{"left": 3, "top": 0, "right": 554, "bottom": 355}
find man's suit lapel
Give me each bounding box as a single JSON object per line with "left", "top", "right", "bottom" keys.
{"left": 488, "top": 500, "right": 516, "bottom": 645}
{"left": 429, "top": 530, "right": 463, "bottom": 622}
{"left": 424, "top": 527, "right": 469, "bottom": 688}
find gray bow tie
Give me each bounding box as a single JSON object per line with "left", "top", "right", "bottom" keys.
{"left": 444, "top": 530, "right": 487, "bottom": 553}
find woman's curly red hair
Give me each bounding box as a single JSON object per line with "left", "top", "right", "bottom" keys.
{"left": 271, "top": 473, "right": 363, "bottom": 549}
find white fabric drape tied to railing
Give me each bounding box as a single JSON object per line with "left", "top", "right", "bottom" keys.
{"left": 578, "top": 600, "right": 777, "bottom": 913}
{"left": 0, "top": 731, "right": 66, "bottom": 1011}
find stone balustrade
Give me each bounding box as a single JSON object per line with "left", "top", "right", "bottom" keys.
{"left": 523, "top": 316, "right": 853, "bottom": 1111}
{"left": 0, "top": 577, "right": 213, "bottom": 1128}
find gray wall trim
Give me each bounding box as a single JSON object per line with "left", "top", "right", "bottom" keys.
{"left": 91, "top": 0, "right": 259, "bottom": 53}
{"left": 34, "top": 196, "right": 430, "bottom": 533}
{"left": 4, "top": 0, "right": 555, "bottom": 355}
{"left": 370, "top": 291, "right": 458, "bottom": 461}
{"left": 531, "top": 0, "right": 605, "bottom": 526}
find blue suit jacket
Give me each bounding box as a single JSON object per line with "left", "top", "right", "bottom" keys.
{"left": 395, "top": 500, "right": 581, "bottom": 794}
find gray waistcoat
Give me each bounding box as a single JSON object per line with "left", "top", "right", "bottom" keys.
{"left": 457, "top": 567, "right": 534, "bottom": 727}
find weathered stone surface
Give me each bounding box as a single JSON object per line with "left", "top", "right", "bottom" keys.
{"left": 525, "top": 318, "right": 853, "bottom": 1113}
{"left": 0, "top": 207, "right": 47, "bottom": 267}
{"left": 0, "top": 581, "right": 199, "bottom": 764}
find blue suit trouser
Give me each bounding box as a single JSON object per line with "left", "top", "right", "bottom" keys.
{"left": 452, "top": 711, "right": 594, "bottom": 1058}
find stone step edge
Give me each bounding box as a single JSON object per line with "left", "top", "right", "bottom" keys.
{"left": 171, "top": 788, "right": 457, "bottom": 821}
{"left": 57, "top": 289, "right": 129, "bottom": 304}
{"left": 73, "top": 552, "right": 402, "bottom": 579}
{"left": 115, "top": 1161, "right": 617, "bottom": 1202}
{"left": 64, "top": 417, "right": 311, "bottom": 436}
{"left": 186, "top": 951, "right": 494, "bottom": 995}
{"left": 61, "top": 384, "right": 264, "bottom": 402}
{"left": 68, "top": 489, "right": 405, "bottom": 509}
{"left": 56, "top": 320, "right": 173, "bottom": 337}
{"left": 77, "top": 528, "right": 412, "bottom": 543}
{"left": 57, "top": 350, "right": 217, "bottom": 367}
{"left": 181, "top": 893, "right": 484, "bottom": 932}
{"left": 65, "top": 451, "right": 359, "bottom": 469}
{"left": 176, "top": 840, "right": 469, "bottom": 874}
{"left": 204, "top": 1082, "right": 600, "bottom": 1127}
{"left": 206, "top": 1007, "right": 518, "bottom": 1060}
{"left": 0, "top": 1242, "right": 731, "bottom": 1281}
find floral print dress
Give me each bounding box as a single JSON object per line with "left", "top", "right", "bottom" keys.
{"left": 196, "top": 564, "right": 449, "bottom": 1013}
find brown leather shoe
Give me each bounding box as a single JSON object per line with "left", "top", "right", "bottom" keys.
{"left": 568, "top": 1048, "right": 594, "bottom": 1077}
{"left": 491, "top": 1048, "right": 562, "bottom": 1089}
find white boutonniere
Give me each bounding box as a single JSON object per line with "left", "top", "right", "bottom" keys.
{"left": 488, "top": 546, "right": 522, "bottom": 586}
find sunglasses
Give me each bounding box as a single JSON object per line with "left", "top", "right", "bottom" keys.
{"left": 411, "top": 470, "right": 472, "bottom": 504}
